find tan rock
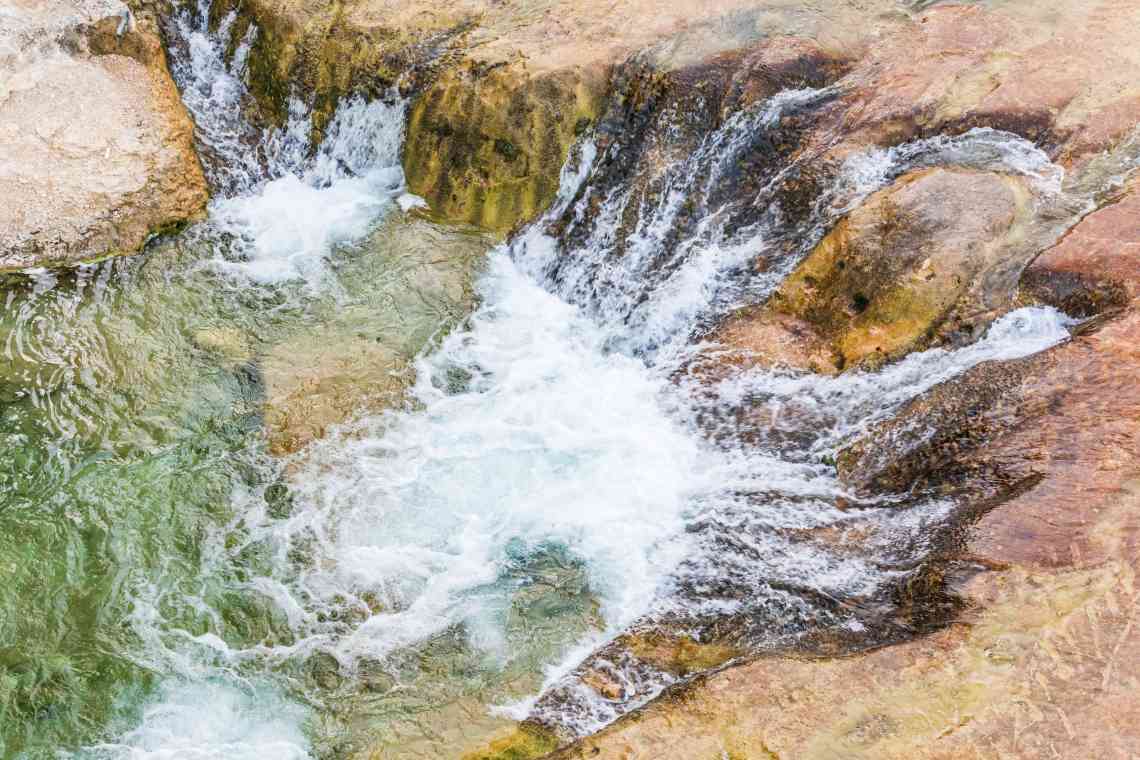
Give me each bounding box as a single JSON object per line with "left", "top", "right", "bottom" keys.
{"left": 765, "top": 168, "right": 1039, "bottom": 369}
{"left": 0, "top": 0, "right": 208, "bottom": 269}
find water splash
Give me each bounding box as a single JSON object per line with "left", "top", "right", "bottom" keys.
{"left": 167, "top": 0, "right": 408, "bottom": 285}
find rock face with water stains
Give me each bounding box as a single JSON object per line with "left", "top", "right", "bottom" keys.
{"left": 716, "top": 168, "right": 1042, "bottom": 372}
{"left": 0, "top": 0, "right": 207, "bottom": 270}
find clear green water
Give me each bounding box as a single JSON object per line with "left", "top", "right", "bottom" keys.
{"left": 0, "top": 213, "right": 579, "bottom": 758}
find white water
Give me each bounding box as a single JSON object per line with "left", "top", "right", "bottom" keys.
{"left": 169, "top": 0, "right": 408, "bottom": 285}
{"left": 94, "top": 6, "right": 1083, "bottom": 753}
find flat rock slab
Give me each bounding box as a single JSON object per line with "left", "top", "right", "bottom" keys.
{"left": 0, "top": 0, "right": 207, "bottom": 270}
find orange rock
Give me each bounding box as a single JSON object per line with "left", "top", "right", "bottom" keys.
{"left": 1022, "top": 181, "right": 1140, "bottom": 315}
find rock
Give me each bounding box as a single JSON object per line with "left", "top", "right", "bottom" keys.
{"left": 0, "top": 0, "right": 208, "bottom": 270}
{"left": 830, "top": 0, "right": 1140, "bottom": 168}
{"left": 762, "top": 168, "right": 1040, "bottom": 370}
{"left": 551, "top": 308, "right": 1140, "bottom": 760}
{"left": 261, "top": 215, "right": 486, "bottom": 454}
{"left": 404, "top": 62, "right": 605, "bottom": 235}
{"left": 191, "top": 326, "right": 253, "bottom": 366}
{"left": 705, "top": 309, "right": 841, "bottom": 375}
{"left": 1022, "top": 179, "right": 1140, "bottom": 316}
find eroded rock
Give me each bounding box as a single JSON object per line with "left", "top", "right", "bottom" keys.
{"left": 0, "top": 0, "right": 208, "bottom": 269}
{"left": 725, "top": 168, "right": 1042, "bottom": 371}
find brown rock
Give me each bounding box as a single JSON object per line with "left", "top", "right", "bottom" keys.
{"left": 766, "top": 167, "right": 1039, "bottom": 369}
{"left": 1022, "top": 180, "right": 1140, "bottom": 316}
{"left": 0, "top": 0, "right": 208, "bottom": 269}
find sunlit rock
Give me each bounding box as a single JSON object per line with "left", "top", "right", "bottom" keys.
{"left": 0, "top": 0, "right": 208, "bottom": 269}
{"left": 763, "top": 168, "right": 1043, "bottom": 369}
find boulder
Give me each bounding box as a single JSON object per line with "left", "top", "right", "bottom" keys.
{"left": 741, "top": 168, "right": 1039, "bottom": 370}
{"left": 0, "top": 0, "right": 208, "bottom": 270}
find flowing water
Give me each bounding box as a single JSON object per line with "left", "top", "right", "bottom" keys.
{"left": 0, "top": 2, "right": 1103, "bottom": 758}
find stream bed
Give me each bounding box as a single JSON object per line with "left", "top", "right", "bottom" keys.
{"left": 0, "top": 2, "right": 1093, "bottom": 758}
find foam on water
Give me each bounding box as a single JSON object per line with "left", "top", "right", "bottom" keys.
{"left": 101, "top": 13, "right": 1087, "bottom": 749}
{"left": 168, "top": 0, "right": 408, "bottom": 285}
{"left": 75, "top": 681, "right": 311, "bottom": 760}
{"left": 247, "top": 252, "right": 706, "bottom": 663}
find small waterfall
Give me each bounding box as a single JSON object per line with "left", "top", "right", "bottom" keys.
{"left": 167, "top": 0, "right": 409, "bottom": 284}
{"left": 78, "top": 9, "right": 1083, "bottom": 754}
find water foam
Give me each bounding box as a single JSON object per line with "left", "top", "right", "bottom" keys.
{"left": 168, "top": 0, "right": 408, "bottom": 285}
{"left": 75, "top": 680, "right": 311, "bottom": 760}
{"left": 253, "top": 252, "right": 705, "bottom": 663}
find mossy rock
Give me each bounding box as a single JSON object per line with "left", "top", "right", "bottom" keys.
{"left": 403, "top": 61, "right": 606, "bottom": 235}
{"left": 462, "top": 724, "right": 561, "bottom": 760}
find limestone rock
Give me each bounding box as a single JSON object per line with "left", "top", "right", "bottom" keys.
{"left": 763, "top": 168, "right": 1039, "bottom": 369}
{"left": 0, "top": 0, "right": 208, "bottom": 270}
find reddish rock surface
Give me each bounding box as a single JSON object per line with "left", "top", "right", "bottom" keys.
{"left": 1022, "top": 179, "right": 1140, "bottom": 315}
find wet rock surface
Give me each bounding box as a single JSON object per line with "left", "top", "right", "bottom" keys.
{"left": 0, "top": 0, "right": 207, "bottom": 270}
{"left": 1022, "top": 177, "right": 1140, "bottom": 316}
{"left": 552, "top": 307, "right": 1140, "bottom": 759}
{"left": 760, "top": 168, "right": 1039, "bottom": 369}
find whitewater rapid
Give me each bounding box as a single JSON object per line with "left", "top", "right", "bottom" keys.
{"left": 77, "top": 3, "right": 1082, "bottom": 756}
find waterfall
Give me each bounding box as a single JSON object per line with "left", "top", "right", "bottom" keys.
{"left": 73, "top": 4, "right": 1081, "bottom": 755}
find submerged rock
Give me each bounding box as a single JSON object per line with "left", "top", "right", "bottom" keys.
{"left": 261, "top": 214, "right": 486, "bottom": 454}
{"left": 0, "top": 0, "right": 207, "bottom": 269}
